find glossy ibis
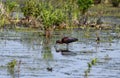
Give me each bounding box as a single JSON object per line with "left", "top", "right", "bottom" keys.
{"left": 56, "top": 37, "right": 78, "bottom": 50}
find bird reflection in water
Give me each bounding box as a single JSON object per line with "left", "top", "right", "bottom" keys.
{"left": 56, "top": 49, "right": 76, "bottom": 56}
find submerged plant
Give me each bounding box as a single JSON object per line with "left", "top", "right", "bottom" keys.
{"left": 7, "top": 59, "right": 17, "bottom": 78}
{"left": 88, "top": 62, "right": 92, "bottom": 68}
{"left": 7, "top": 59, "right": 17, "bottom": 69}
{"left": 91, "top": 58, "right": 97, "bottom": 65}
{"left": 85, "top": 58, "right": 98, "bottom": 78}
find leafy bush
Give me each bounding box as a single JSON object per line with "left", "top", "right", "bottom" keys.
{"left": 21, "top": 0, "right": 38, "bottom": 17}
{"left": 5, "top": 0, "right": 19, "bottom": 13}
{"left": 40, "top": 5, "right": 65, "bottom": 28}
{"left": 21, "top": 0, "right": 65, "bottom": 28}
{"left": 77, "top": 0, "right": 93, "bottom": 14}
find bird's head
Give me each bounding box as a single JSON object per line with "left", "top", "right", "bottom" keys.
{"left": 56, "top": 40, "right": 63, "bottom": 44}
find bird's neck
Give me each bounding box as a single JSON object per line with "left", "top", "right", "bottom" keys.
{"left": 56, "top": 40, "right": 63, "bottom": 44}
{"left": 58, "top": 41, "right": 63, "bottom": 44}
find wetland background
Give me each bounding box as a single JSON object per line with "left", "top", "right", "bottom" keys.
{"left": 0, "top": 0, "right": 120, "bottom": 78}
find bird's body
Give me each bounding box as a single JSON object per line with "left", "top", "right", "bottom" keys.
{"left": 56, "top": 37, "right": 78, "bottom": 50}
{"left": 56, "top": 37, "right": 78, "bottom": 44}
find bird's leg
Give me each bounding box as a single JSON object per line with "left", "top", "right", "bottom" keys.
{"left": 66, "top": 44, "right": 69, "bottom": 50}
{"left": 54, "top": 44, "right": 59, "bottom": 51}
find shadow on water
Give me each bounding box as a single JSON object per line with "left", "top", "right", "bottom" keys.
{"left": 42, "top": 37, "right": 53, "bottom": 72}
{"left": 55, "top": 49, "right": 77, "bottom": 56}
{"left": 0, "top": 28, "right": 120, "bottom": 78}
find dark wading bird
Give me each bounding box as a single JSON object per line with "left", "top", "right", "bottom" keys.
{"left": 56, "top": 37, "right": 78, "bottom": 50}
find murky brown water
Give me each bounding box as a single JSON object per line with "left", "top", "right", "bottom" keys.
{"left": 0, "top": 29, "right": 120, "bottom": 78}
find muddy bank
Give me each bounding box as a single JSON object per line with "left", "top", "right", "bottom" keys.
{"left": 79, "top": 16, "right": 120, "bottom": 28}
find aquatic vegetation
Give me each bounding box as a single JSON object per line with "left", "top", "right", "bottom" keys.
{"left": 91, "top": 58, "right": 97, "bottom": 65}
{"left": 88, "top": 62, "right": 92, "bottom": 68}
{"left": 43, "top": 40, "right": 53, "bottom": 60}
{"left": 7, "top": 59, "right": 17, "bottom": 69}
{"left": 0, "top": 2, "right": 5, "bottom": 15}
{"left": 0, "top": 2, "right": 9, "bottom": 27}
{"left": 84, "top": 58, "right": 98, "bottom": 77}
{"left": 83, "top": 26, "right": 91, "bottom": 38}
{"left": 77, "top": 0, "right": 93, "bottom": 14}
{"left": 7, "top": 59, "right": 21, "bottom": 78}
{"left": 5, "top": 0, "right": 19, "bottom": 13}
{"left": 0, "top": 0, "right": 19, "bottom": 27}
{"left": 21, "top": 0, "right": 66, "bottom": 36}
{"left": 0, "top": 27, "right": 120, "bottom": 78}
{"left": 7, "top": 59, "right": 17, "bottom": 78}
{"left": 0, "top": 0, "right": 120, "bottom": 31}
{"left": 21, "top": 0, "right": 38, "bottom": 17}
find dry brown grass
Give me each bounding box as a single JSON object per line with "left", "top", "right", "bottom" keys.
{"left": 88, "top": 3, "right": 120, "bottom": 17}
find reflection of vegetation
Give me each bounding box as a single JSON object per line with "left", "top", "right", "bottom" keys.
{"left": 114, "top": 26, "right": 120, "bottom": 39}
{"left": 43, "top": 49, "right": 53, "bottom": 60}
{"left": 43, "top": 41, "right": 53, "bottom": 60}
{"left": 104, "top": 54, "right": 111, "bottom": 61}
{"left": 84, "top": 27, "right": 91, "bottom": 38}
{"left": 42, "top": 38, "right": 53, "bottom": 72}
{"left": 19, "top": 32, "right": 44, "bottom": 49}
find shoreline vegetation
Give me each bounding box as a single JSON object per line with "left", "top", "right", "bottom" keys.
{"left": 0, "top": 0, "right": 120, "bottom": 36}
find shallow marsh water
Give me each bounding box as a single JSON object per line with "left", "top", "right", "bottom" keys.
{"left": 0, "top": 29, "right": 120, "bottom": 78}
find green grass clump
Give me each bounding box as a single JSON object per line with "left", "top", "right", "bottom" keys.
{"left": 7, "top": 59, "right": 17, "bottom": 68}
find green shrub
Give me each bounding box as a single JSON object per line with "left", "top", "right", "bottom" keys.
{"left": 40, "top": 6, "right": 65, "bottom": 28}
{"left": 5, "top": 0, "right": 19, "bottom": 13}
{"left": 77, "top": 0, "right": 93, "bottom": 14}
{"left": 21, "top": 0, "right": 38, "bottom": 17}
{"left": 21, "top": 0, "right": 65, "bottom": 28}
